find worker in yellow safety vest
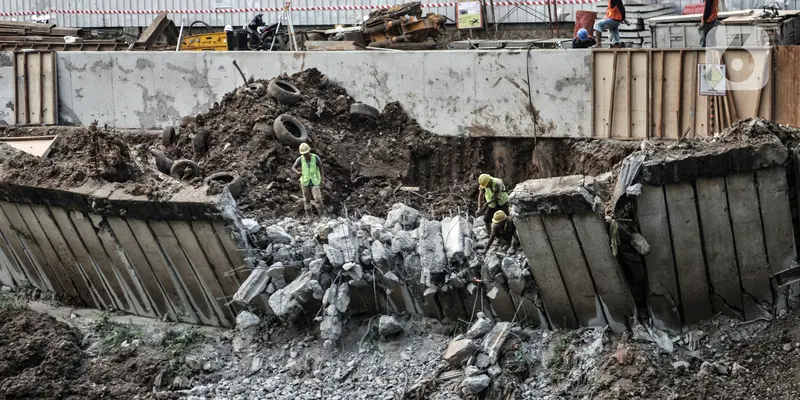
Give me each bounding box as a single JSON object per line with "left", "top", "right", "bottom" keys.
{"left": 484, "top": 210, "right": 520, "bottom": 254}
{"left": 291, "top": 143, "right": 326, "bottom": 219}
{"left": 477, "top": 173, "right": 510, "bottom": 232}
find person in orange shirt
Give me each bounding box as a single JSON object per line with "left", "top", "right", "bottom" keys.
{"left": 593, "top": 0, "right": 628, "bottom": 48}
{"left": 699, "top": 0, "right": 720, "bottom": 47}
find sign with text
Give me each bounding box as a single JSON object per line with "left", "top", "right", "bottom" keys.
{"left": 456, "top": 0, "right": 483, "bottom": 29}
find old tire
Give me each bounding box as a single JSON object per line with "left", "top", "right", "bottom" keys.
{"left": 273, "top": 114, "right": 309, "bottom": 146}
{"left": 268, "top": 79, "right": 301, "bottom": 105}
{"left": 350, "top": 103, "right": 379, "bottom": 119}
{"left": 170, "top": 159, "right": 200, "bottom": 181}
{"left": 204, "top": 172, "right": 244, "bottom": 197}
{"left": 162, "top": 126, "right": 175, "bottom": 147}
{"left": 317, "top": 75, "right": 330, "bottom": 89}
{"left": 150, "top": 150, "right": 174, "bottom": 174}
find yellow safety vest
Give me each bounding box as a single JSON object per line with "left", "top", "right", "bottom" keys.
{"left": 484, "top": 178, "right": 509, "bottom": 207}
{"left": 300, "top": 154, "right": 321, "bottom": 186}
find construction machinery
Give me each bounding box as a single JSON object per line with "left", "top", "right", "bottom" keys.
{"left": 179, "top": 21, "right": 229, "bottom": 51}
{"left": 361, "top": 2, "right": 447, "bottom": 48}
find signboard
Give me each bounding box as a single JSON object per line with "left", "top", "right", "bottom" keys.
{"left": 698, "top": 64, "right": 726, "bottom": 96}
{"left": 456, "top": 0, "right": 483, "bottom": 30}
{"left": 212, "top": 0, "right": 234, "bottom": 9}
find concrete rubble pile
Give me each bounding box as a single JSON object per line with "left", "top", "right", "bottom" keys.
{"left": 234, "top": 202, "right": 539, "bottom": 346}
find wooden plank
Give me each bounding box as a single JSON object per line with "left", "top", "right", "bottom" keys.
{"left": 515, "top": 215, "right": 577, "bottom": 328}
{"left": 26, "top": 52, "right": 42, "bottom": 124}
{"left": 14, "top": 52, "right": 27, "bottom": 124}
{"left": 106, "top": 216, "right": 176, "bottom": 320}
{"left": 664, "top": 183, "right": 713, "bottom": 323}
{"left": 0, "top": 202, "right": 47, "bottom": 291}
{"left": 662, "top": 51, "right": 681, "bottom": 139}
{"left": 541, "top": 215, "right": 607, "bottom": 327}
{"left": 677, "top": 50, "right": 684, "bottom": 137}
{"left": 41, "top": 52, "right": 56, "bottom": 124}
{"left": 88, "top": 213, "right": 157, "bottom": 318}
{"left": 654, "top": 51, "right": 664, "bottom": 139}
{"left": 726, "top": 173, "right": 773, "bottom": 320}
{"left": 688, "top": 51, "right": 698, "bottom": 138}
{"left": 16, "top": 204, "right": 76, "bottom": 296}
{"left": 695, "top": 177, "right": 745, "bottom": 319}
{"left": 593, "top": 52, "right": 614, "bottom": 138}
{"left": 646, "top": 49, "right": 652, "bottom": 139}
{"left": 631, "top": 51, "right": 648, "bottom": 139}
{"left": 572, "top": 213, "right": 634, "bottom": 333}
{"left": 126, "top": 219, "right": 199, "bottom": 324}
{"left": 636, "top": 185, "right": 682, "bottom": 333}
{"left": 27, "top": 204, "right": 97, "bottom": 307}
{"left": 626, "top": 51, "right": 632, "bottom": 138}
{"left": 606, "top": 51, "right": 618, "bottom": 139}
{"left": 149, "top": 220, "right": 221, "bottom": 326}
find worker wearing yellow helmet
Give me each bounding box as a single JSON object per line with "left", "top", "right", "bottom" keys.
{"left": 484, "top": 210, "right": 519, "bottom": 254}
{"left": 291, "top": 143, "right": 326, "bottom": 219}
{"left": 477, "top": 173, "right": 510, "bottom": 232}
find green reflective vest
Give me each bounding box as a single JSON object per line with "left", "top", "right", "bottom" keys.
{"left": 484, "top": 178, "right": 509, "bottom": 207}
{"left": 300, "top": 154, "right": 321, "bottom": 186}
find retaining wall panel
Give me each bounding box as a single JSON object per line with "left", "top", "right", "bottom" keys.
{"left": 0, "top": 203, "right": 49, "bottom": 291}
{"left": 0, "top": 225, "right": 28, "bottom": 285}
{"left": 437, "top": 287, "right": 468, "bottom": 322}
{"left": 0, "top": 245, "right": 16, "bottom": 287}
{"left": 510, "top": 292, "right": 542, "bottom": 328}
{"left": 190, "top": 221, "right": 245, "bottom": 301}
{"left": 17, "top": 204, "right": 77, "bottom": 297}
{"left": 486, "top": 283, "right": 517, "bottom": 322}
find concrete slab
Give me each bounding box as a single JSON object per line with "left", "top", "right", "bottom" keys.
{"left": 664, "top": 183, "right": 713, "bottom": 324}
{"left": 542, "top": 215, "right": 607, "bottom": 327}
{"left": 212, "top": 220, "right": 270, "bottom": 313}
{"left": 149, "top": 220, "right": 220, "bottom": 326}
{"left": 0, "top": 202, "right": 48, "bottom": 291}
{"left": 636, "top": 185, "right": 682, "bottom": 333}
{"left": 0, "top": 245, "right": 16, "bottom": 287}
{"left": 437, "top": 286, "right": 468, "bottom": 321}
{"left": 16, "top": 204, "right": 78, "bottom": 298}
{"left": 191, "top": 220, "right": 243, "bottom": 299}
{"left": 0, "top": 220, "right": 27, "bottom": 285}
{"left": 725, "top": 172, "right": 773, "bottom": 320}
{"left": 514, "top": 215, "right": 577, "bottom": 329}
{"left": 509, "top": 292, "right": 542, "bottom": 328}
{"left": 695, "top": 177, "right": 745, "bottom": 319}
{"left": 510, "top": 175, "right": 592, "bottom": 217}
{"left": 377, "top": 270, "right": 416, "bottom": 315}
{"left": 572, "top": 212, "right": 634, "bottom": 332}
{"left": 756, "top": 167, "right": 799, "bottom": 310}
{"left": 88, "top": 213, "right": 158, "bottom": 319}
{"left": 486, "top": 280, "right": 517, "bottom": 322}
{"left": 464, "top": 282, "right": 494, "bottom": 321}
{"left": 106, "top": 216, "right": 176, "bottom": 320}
{"left": 28, "top": 205, "right": 97, "bottom": 307}
{"left": 169, "top": 220, "right": 236, "bottom": 325}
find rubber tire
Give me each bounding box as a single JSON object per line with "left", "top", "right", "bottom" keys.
{"left": 273, "top": 114, "right": 309, "bottom": 146}
{"left": 150, "top": 150, "right": 174, "bottom": 174}
{"left": 268, "top": 79, "right": 302, "bottom": 105}
{"left": 170, "top": 159, "right": 200, "bottom": 181}
{"left": 317, "top": 75, "right": 330, "bottom": 89}
{"left": 350, "top": 103, "right": 379, "bottom": 119}
{"left": 162, "top": 126, "right": 175, "bottom": 147}
{"left": 204, "top": 172, "right": 244, "bottom": 197}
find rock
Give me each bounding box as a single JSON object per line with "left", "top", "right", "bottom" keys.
{"left": 378, "top": 315, "right": 403, "bottom": 336}
{"left": 233, "top": 267, "right": 270, "bottom": 305}
{"left": 348, "top": 263, "right": 364, "bottom": 281}
{"left": 266, "top": 262, "right": 286, "bottom": 277}
{"left": 250, "top": 357, "right": 263, "bottom": 373}
{"left": 630, "top": 232, "right": 651, "bottom": 256}
{"left": 441, "top": 216, "right": 472, "bottom": 264}
{"left": 324, "top": 220, "right": 359, "bottom": 267}
{"left": 391, "top": 230, "right": 417, "bottom": 254}
{"left": 464, "top": 366, "right": 482, "bottom": 377}
{"left": 372, "top": 240, "right": 391, "bottom": 270}
{"left": 483, "top": 253, "right": 502, "bottom": 279}
{"left": 320, "top": 307, "right": 342, "bottom": 341}
{"left": 185, "top": 355, "right": 204, "bottom": 371}
{"left": 323, "top": 286, "right": 336, "bottom": 307}
{"left": 784, "top": 342, "right": 795, "bottom": 352}
{"left": 265, "top": 225, "right": 293, "bottom": 244}
{"left": 461, "top": 374, "right": 490, "bottom": 395}
{"left": 465, "top": 318, "right": 493, "bottom": 340}
{"left": 360, "top": 215, "right": 385, "bottom": 231}
{"left": 698, "top": 361, "right": 715, "bottom": 377}
{"left": 335, "top": 282, "right": 351, "bottom": 313}
{"left": 235, "top": 311, "right": 261, "bottom": 330}
{"left": 483, "top": 322, "right": 512, "bottom": 364}
{"left": 309, "top": 258, "right": 326, "bottom": 275}
{"left": 444, "top": 339, "right": 477, "bottom": 366}
{"left": 360, "top": 248, "right": 373, "bottom": 265}
{"left": 385, "top": 203, "right": 421, "bottom": 231}
{"left": 242, "top": 218, "right": 261, "bottom": 233}
{"left": 417, "top": 220, "right": 447, "bottom": 284}
{"left": 332, "top": 95, "right": 349, "bottom": 114}
{"left": 268, "top": 288, "right": 303, "bottom": 319}
{"left": 487, "top": 365, "right": 502, "bottom": 378}
{"left": 475, "top": 353, "right": 491, "bottom": 369}
{"left": 500, "top": 257, "right": 529, "bottom": 294}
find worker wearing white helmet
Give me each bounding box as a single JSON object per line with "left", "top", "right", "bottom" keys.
{"left": 291, "top": 143, "right": 326, "bottom": 219}
{"left": 477, "top": 173, "right": 509, "bottom": 232}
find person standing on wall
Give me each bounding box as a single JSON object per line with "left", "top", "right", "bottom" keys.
{"left": 699, "top": 0, "right": 720, "bottom": 47}
{"left": 477, "top": 173, "right": 510, "bottom": 233}
{"left": 593, "top": 0, "right": 628, "bottom": 48}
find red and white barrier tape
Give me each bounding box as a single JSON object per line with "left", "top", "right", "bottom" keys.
{"left": 0, "top": 0, "right": 600, "bottom": 17}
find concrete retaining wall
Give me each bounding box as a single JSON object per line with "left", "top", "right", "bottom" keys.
{"left": 0, "top": 50, "right": 592, "bottom": 138}
{"left": 0, "top": 182, "right": 254, "bottom": 327}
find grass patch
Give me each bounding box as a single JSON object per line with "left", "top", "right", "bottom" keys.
{"left": 161, "top": 327, "right": 203, "bottom": 355}
{"left": 550, "top": 336, "right": 571, "bottom": 370}
{"left": 0, "top": 288, "right": 26, "bottom": 310}
{"left": 91, "top": 312, "right": 144, "bottom": 349}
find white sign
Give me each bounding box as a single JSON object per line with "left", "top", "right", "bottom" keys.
{"left": 698, "top": 64, "right": 726, "bottom": 96}
{"left": 213, "top": 0, "right": 234, "bottom": 9}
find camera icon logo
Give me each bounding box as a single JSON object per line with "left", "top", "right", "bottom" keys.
{"left": 704, "top": 24, "right": 771, "bottom": 91}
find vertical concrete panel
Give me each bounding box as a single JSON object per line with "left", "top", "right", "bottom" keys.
{"left": 0, "top": 245, "right": 16, "bottom": 287}
{"left": 486, "top": 283, "right": 517, "bottom": 321}
{"left": 27, "top": 205, "right": 97, "bottom": 307}
{"left": 88, "top": 213, "right": 157, "bottom": 318}
{"left": 0, "top": 220, "right": 28, "bottom": 285}
{"left": 106, "top": 216, "right": 177, "bottom": 320}
{"left": 664, "top": 183, "right": 713, "bottom": 324}
{"left": 211, "top": 221, "right": 250, "bottom": 283}
{"left": 515, "top": 215, "right": 577, "bottom": 328}
{"left": 474, "top": 52, "right": 531, "bottom": 138}
{"left": 56, "top": 52, "right": 75, "bottom": 125}
{"left": 464, "top": 282, "right": 494, "bottom": 321}
{"left": 126, "top": 219, "right": 200, "bottom": 324}
{"left": 6, "top": 204, "right": 61, "bottom": 293}
{"left": 528, "top": 49, "right": 593, "bottom": 137}
{"left": 0, "top": 203, "right": 49, "bottom": 291}
{"left": 542, "top": 215, "right": 608, "bottom": 327}
{"left": 68, "top": 210, "right": 136, "bottom": 315}
{"left": 437, "top": 286, "right": 468, "bottom": 321}
{"left": 510, "top": 293, "right": 543, "bottom": 328}
{"left": 49, "top": 207, "right": 121, "bottom": 310}
{"left": 572, "top": 213, "right": 634, "bottom": 332}
{"left": 110, "top": 52, "right": 151, "bottom": 129}
{"left": 0, "top": 52, "right": 15, "bottom": 125}
{"left": 756, "top": 167, "right": 799, "bottom": 310}
{"left": 151, "top": 52, "right": 210, "bottom": 128}
{"left": 726, "top": 173, "right": 773, "bottom": 320}
{"left": 636, "top": 185, "right": 682, "bottom": 333}
{"left": 169, "top": 221, "right": 236, "bottom": 324}
{"left": 149, "top": 220, "right": 221, "bottom": 326}
{"left": 190, "top": 220, "right": 244, "bottom": 296}
{"left": 695, "top": 177, "right": 745, "bottom": 319}
{"left": 65, "top": 52, "right": 114, "bottom": 126}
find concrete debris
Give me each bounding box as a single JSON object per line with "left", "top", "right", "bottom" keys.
{"left": 487, "top": 364, "right": 502, "bottom": 378}
{"left": 385, "top": 203, "right": 421, "bottom": 231}
{"left": 461, "top": 374, "right": 490, "bottom": 395}
{"left": 483, "top": 322, "right": 512, "bottom": 364}
{"left": 417, "top": 220, "right": 447, "bottom": 285}
{"left": 242, "top": 218, "right": 261, "bottom": 233}
{"left": 475, "top": 353, "right": 491, "bottom": 369}
{"left": 391, "top": 230, "right": 417, "bottom": 254}
{"left": 630, "top": 232, "right": 651, "bottom": 255}
{"left": 463, "top": 366, "right": 481, "bottom": 377}
{"left": 265, "top": 225, "right": 293, "bottom": 244}
{"left": 325, "top": 219, "right": 359, "bottom": 267}
{"left": 235, "top": 311, "right": 261, "bottom": 330}
{"left": 500, "top": 257, "right": 529, "bottom": 294}
{"left": 672, "top": 360, "right": 690, "bottom": 370}
{"left": 465, "top": 316, "right": 493, "bottom": 340}
{"left": 335, "top": 283, "right": 351, "bottom": 313}
{"left": 441, "top": 216, "right": 472, "bottom": 264}
{"left": 378, "top": 315, "right": 403, "bottom": 336}
{"left": 444, "top": 338, "right": 477, "bottom": 366}
{"left": 249, "top": 357, "right": 263, "bottom": 374}
{"left": 625, "top": 183, "right": 643, "bottom": 197}
{"left": 371, "top": 240, "right": 390, "bottom": 270}
{"left": 320, "top": 305, "right": 343, "bottom": 342}
{"left": 233, "top": 267, "right": 270, "bottom": 305}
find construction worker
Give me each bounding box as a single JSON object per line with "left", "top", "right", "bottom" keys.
{"left": 593, "top": 0, "right": 628, "bottom": 48}
{"left": 572, "top": 28, "right": 597, "bottom": 49}
{"left": 699, "top": 0, "right": 720, "bottom": 47}
{"left": 477, "top": 173, "right": 510, "bottom": 233}
{"left": 484, "top": 210, "right": 520, "bottom": 254}
{"left": 291, "top": 143, "right": 326, "bottom": 218}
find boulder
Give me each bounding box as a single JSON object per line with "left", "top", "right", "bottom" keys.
{"left": 235, "top": 311, "right": 261, "bottom": 330}
{"left": 417, "top": 220, "right": 447, "bottom": 284}
{"left": 265, "top": 225, "right": 293, "bottom": 244}
{"left": 500, "top": 257, "right": 529, "bottom": 294}
{"left": 465, "top": 317, "right": 493, "bottom": 340}
{"left": 441, "top": 216, "right": 472, "bottom": 264}
{"left": 461, "top": 374, "right": 490, "bottom": 395}
{"left": 385, "top": 203, "right": 421, "bottom": 231}
{"left": 378, "top": 315, "right": 403, "bottom": 336}
{"left": 391, "top": 230, "right": 418, "bottom": 254}
{"left": 444, "top": 339, "right": 477, "bottom": 366}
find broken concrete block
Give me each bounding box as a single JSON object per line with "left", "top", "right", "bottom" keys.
{"left": 233, "top": 267, "right": 270, "bottom": 305}
{"left": 242, "top": 218, "right": 260, "bottom": 233}
{"left": 487, "top": 364, "right": 502, "bottom": 378}
{"left": 268, "top": 288, "right": 303, "bottom": 319}
{"left": 378, "top": 315, "right": 403, "bottom": 336}
{"left": 272, "top": 274, "right": 287, "bottom": 290}
{"left": 465, "top": 317, "right": 493, "bottom": 340}
{"left": 385, "top": 203, "right": 421, "bottom": 231}
{"left": 309, "top": 258, "right": 326, "bottom": 275}
{"left": 464, "top": 366, "right": 481, "bottom": 377}
{"left": 325, "top": 220, "right": 358, "bottom": 267}
{"left": 630, "top": 232, "right": 651, "bottom": 255}
{"left": 235, "top": 311, "right": 261, "bottom": 330}
{"left": 360, "top": 248, "right": 373, "bottom": 265}
{"left": 417, "top": 220, "right": 447, "bottom": 282}
{"left": 335, "top": 282, "right": 351, "bottom": 313}
{"left": 509, "top": 175, "right": 593, "bottom": 217}
{"left": 372, "top": 240, "right": 391, "bottom": 270}
{"left": 475, "top": 353, "right": 491, "bottom": 369}
{"left": 461, "top": 374, "right": 490, "bottom": 395}
{"left": 441, "top": 216, "right": 472, "bottom": 265}
{"left": 391, "top": 230, "right": 418, "bottom": 254}
{"left": 483, "top": 254, "right": 502, "bottom": 281}
{"left": 323, "top": 244, "right": 345, "bottom": 267}
{"left": 265, "top": 225, "right": 293, "bottom": 244}
{"left": 360, "top": 215, "right": 385, "bottom": 231}
{"left": 500, "top": 257, "right": 529, "bottom": 294}
{"left": 483, "top": 322, "right": 512, "bottom": 364}
{"left": 320, "top": 306, "right": 342, "bottom": 341}
{"left": 310, "top": 280, "right": 324, "bottom": 300}
{"left": 322, "top": 286, "right": 336, "bottom": 307}
{"left": 444, "top": 339, "right": 477, "bottom": 366}
{"left": 266, "top": 262, "right": 285, "bottom": 277}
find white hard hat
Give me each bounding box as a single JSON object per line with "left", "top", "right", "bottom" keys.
{"left": 224, "top": 25, "right": 234, "bottom": 32}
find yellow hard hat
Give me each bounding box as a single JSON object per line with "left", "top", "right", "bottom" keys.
{"left": 299, "top": 143, "right": 310, "bottom": 154}
{"left": 492, "top": 210, "right": 507, "bottom": 225}
{"left": 478, "top": 173, "right": 491, "bottom": 188}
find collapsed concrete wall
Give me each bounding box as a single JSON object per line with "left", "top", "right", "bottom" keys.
{"left": 43, "top": 50, "right": 591, "bottom": 137}
{"left": 0, "top": 181, "right": 253, "bottom": 327}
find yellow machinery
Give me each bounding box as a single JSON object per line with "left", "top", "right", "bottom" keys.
{"left": 179, "top": 21, "right": 228, "bottom": 51}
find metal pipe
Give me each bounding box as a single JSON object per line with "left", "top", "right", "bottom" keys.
{"left": 176, "top": 19, "right": 185, "bottom": 51}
